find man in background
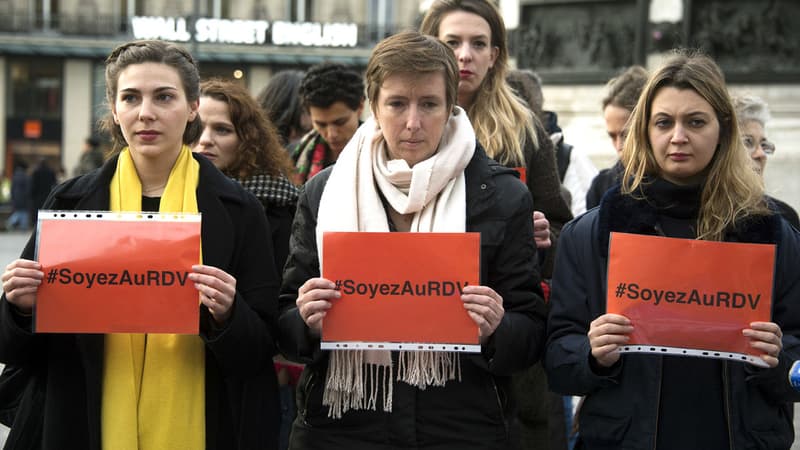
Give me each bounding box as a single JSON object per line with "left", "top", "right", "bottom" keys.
{"left": 291, "top": 62, "right": 364, "bottom": 184}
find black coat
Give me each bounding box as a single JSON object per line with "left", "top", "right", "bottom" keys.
{"left": 0, "top": 153, "right": 281, "bottom": 450}
{"left": 545, "top": 185, "right": 800, "bottom": 450}
{"left": 768, "top": 196, "right": 800, "bottom": 230}
{"left": 584, "top": 160, "right": 623, "bottom": 211}
{"left": 277, "top": 145, "right": 548, "bottom": 449}
{"left": 521, "top": 122, "right": 574, "bottom": 278}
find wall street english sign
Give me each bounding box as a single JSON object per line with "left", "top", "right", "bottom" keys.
{"left": 131, "top": 16, "right": 358, "bottom": 47}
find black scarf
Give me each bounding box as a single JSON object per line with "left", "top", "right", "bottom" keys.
{"left": 598, "top": 177, "right": 781, "bottom": 257}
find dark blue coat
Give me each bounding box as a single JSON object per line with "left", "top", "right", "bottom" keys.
{"left": 545, "top": 185, "right": 800, "bottom": 450}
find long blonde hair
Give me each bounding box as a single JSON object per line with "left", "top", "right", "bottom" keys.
{"left": 621, "top": 50, "right": 769, "bottom": 241}
{"left": 420, "top": 0, "right": 536, "bottom": 167}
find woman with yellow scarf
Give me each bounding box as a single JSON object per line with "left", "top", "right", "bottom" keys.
{"left": 0, "top": 40, "right": 281, "bottom": 449}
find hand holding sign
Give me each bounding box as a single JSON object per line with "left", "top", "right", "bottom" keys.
{"left": 606, "top": 232, "right": 775, "bottom": 367}
{"left": 461, "top": 285, "right": 504, "bottom": 344}
{"left": 35, "top": 211, "right": 202, "bottom": 334}
{"left": 297, "top": 277, "right": 340, "bottom": 336}
{"left": 588, "top": 313, "right": 634, "bottom": 368}
{"left": 321, "top": 232, "right": 480, "bottom": 351}
{"left": 744, "top": 321, "right": 784, "bottom": 368}
{"left": 2, "top": 259, "right": 43, "bottom": 314}
{"left": 190, "top": 264, "right": 238, "bottom": 325}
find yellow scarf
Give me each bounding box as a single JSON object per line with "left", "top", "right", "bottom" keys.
{"left": 102, "top": 146, "right": 205, "bottom": 450}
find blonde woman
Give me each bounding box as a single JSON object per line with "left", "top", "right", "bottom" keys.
{"left": 545, "top": 51, "right": 800, "bottom": 449}
{"left": 420, "top": 0, "right": 572, "bottom": 276}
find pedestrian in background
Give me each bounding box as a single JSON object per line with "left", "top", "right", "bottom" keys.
{"left": 73, "top": 136, "right": 106, "bottom": 177}
{"left": 732, "top": 94, "right": 799, "bottom": 228}
{"left": 545, "top": 50, "right": 800, "bottom": 450}
{"left": 5, "top": 160, "right": 30, "bottom": 231}
{"left": 585, "top": 65, "right": 648, "bottom": 210}
{"left": 29, "top": 157, "right": 56, "bottom": 225}
{"left": 291, "top": 63, "right": 365, "bottom": 184}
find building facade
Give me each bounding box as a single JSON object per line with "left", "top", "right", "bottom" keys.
{"left": 513, "top": 0, "right": 800, "bottom": 212}
{"left": 1, "top": 0, "right": 798, "bottom": 211}
{"left": 0, "top": 0, "right": 422, "bottom": 181}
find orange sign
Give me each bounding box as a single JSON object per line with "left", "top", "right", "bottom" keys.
{"left": 34, "top": 211, "right": 201, "bottom": 334}
{"left": 321, "top": 232, "right": 481, "bottom": 352}
{"left": 606, "top": 232, "right": 774, "bottom": 366}
{"left": 513, "top": 167, "right": 527, "bottom": 184}
{"left": 23, "top": 120, "right": 42, "bottom": 139}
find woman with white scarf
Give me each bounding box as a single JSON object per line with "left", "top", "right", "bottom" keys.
{"left": 278, "top": 31, "right": 547, "bottom": 450}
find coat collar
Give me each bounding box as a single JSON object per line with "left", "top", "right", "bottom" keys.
{"left": 54, "top": 152, "right": 246, "bottom": 208}
{"left": 597, "top": 184, "right": 782, "bottom": 257}
{"left": 465, "top": 142, "right": 517, "bottom": 219}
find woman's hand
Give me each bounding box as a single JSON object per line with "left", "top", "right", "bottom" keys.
{"left": 190, "top": 264, "right": 237, "bottom": 325}
{"left": 533, "top": 211, "right": 551, "bottom": 249}
{"left": 588, "top": 313, "right": 633, "bottom": 368}
{"left": 296, "top": 278, "right": 340, "bottom": 336}
{"left": 743, "top": 321, "right": 783, "bottom": 368}
{"left": 462, "top": 285, "right": 504, "bottom": 344}
{"left": 1, "top": 259, "right": 43, "bottom": 315}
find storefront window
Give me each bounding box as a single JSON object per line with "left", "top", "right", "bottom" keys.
{"left": 5, "top": 58, "right": 64, "bottom": 183}
{"left": 227, "top": 0, "right": 291, "bottom": 20}
{"left": 138, "top": 0, "right": 211, "bottom": 16}
{"left": 58, "top": 0, "right": 122, "bottom": 34}
{"left": 9, "top": 58, "right": 63, "bottom": 119}
{"left": 310, "top": 0, "right": 364, "bottom": 23}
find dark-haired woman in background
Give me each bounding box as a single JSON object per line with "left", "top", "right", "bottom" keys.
{"left": 257, "top": 70, "right": 311, "bottom": 149}
{"left": 193, "top": 78, "right": 300, "bottom": 449}
{"left": 194, "top": 78, "right": 298, "bottom": 274}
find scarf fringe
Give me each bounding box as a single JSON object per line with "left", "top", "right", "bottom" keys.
{"left": 324, "top": 350, "right": 395, "bottom": 419}
{"left": 397, "top": 350, "right": 461, "bottom": 389}
{"left": 316, "top": 110, "right": 474, "bottom": 421}
{"left": 323, "top": 349, "right": 460, "bottom": 419}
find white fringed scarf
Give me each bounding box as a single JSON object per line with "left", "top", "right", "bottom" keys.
{"left": 316, "top": 107, "right": 475, "bottom": 418}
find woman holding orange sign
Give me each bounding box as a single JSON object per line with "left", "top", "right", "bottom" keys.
{"left": 544, "top": 51, "right": 800, "bottom": 449}
{"left": 0, "top": 40, "right": 281, "bottom": 449}
{"left": 278, "top": 31, "right": 547, "bottom": 449}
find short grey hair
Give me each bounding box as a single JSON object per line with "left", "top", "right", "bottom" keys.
{"left": 733, "top": 94, "right": 771, "bottom": 128}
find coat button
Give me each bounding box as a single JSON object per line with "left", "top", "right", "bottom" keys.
{"left": 480, "top": 183, "right": 487, "bottom": 190}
